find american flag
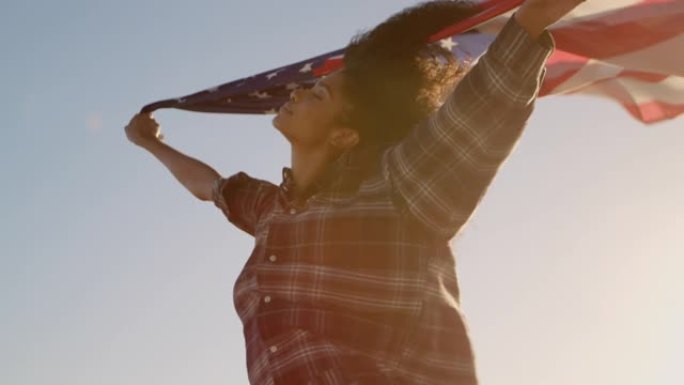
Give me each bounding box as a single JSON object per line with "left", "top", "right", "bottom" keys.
{"left": 140, "top": 0, "right": 684, "bottom": 124}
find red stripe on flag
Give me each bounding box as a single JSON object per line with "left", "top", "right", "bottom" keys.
{"left": 313, "top": 57, "right": 344, "bottom": 77}
{"left": 618, "top": 70, "right": 669, "bottom": 82}
{"left": 540, "top": 50, "right": 590, "bottom": 95}
{"left": 551, "top": 1, "right": 683, "bottom": 59}
{"left": 624, "top": 100, "right": 684, "bottom": 123}
{"left": 428, "top": 0, "right": 524, "bottom": 42}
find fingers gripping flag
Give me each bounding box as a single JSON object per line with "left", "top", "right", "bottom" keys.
{"left": 140, "top": 0, "right": 684, "bottom": 124}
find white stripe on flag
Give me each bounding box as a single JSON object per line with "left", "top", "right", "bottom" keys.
{"left": 565, "top": 75, "right": 684, "bottom": 122}
{"left": 606, "top": 35, "right": 684, "bottom": 77}
{"left": 611, "top": 76, "right": 684, "bottom": 105}
{"left": 550, "top": 59, "right": 624, "bottom": 94}
{"left": 554, "top": 0, "right": 644, "bottom": 25}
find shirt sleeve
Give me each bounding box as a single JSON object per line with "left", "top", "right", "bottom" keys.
{"left": 212, "top": 171, "right": 277, "bottom": 236}
{"left": 382, "top": 14, "right": 555, "bottom": 240}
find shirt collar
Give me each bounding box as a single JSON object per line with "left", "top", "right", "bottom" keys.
{"left": 280, "top": 143, "right": 384, "bottom": 201}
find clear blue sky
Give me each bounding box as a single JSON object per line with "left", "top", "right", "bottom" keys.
{"left": 2, "top": 1, "right": 683, "bottom": 384}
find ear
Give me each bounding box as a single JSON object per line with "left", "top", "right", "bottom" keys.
{"left": 328, "top": 127, "right": 359, "bottom": 151}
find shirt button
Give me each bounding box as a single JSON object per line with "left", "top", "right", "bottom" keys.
{"left": 263, "top": 295, "right": 272, "bottom": 303}
{"left": 269, "top": 345, "right": 278, "bottom": 353}
{"left": 268, "top": 254, "right": 277, "bottom": 262}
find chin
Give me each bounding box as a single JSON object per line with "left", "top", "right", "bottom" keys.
{"left": 272, "top": 114, "right": 286, "bottom": 130}
{"left": 272, "top": 116, "right": 294, "bottom": 142}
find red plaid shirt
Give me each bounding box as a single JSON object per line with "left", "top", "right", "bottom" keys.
{"left": 213, "top": 16, "right": 554, "bottom": 385}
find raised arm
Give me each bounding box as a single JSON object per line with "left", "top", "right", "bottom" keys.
{"left": 382, "top": 3, "right": 581, "bottom": 240}
{"left": 125, "top": 112, "right": 221, "bottom": 201}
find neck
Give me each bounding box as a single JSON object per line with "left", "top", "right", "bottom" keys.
{"left": 290, "top": 144, "right": 338, "bottom": 200}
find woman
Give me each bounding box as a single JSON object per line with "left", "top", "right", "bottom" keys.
{"left": 126, "top": 0, "right": 585, "bottom": 383}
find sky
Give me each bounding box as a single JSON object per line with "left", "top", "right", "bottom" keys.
{"left": 1, "top": 1, "right": 683, "bottom": 384}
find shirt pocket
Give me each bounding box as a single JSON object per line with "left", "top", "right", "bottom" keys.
{"left": 267, "top": 329, "right": 392, "bottom": 385}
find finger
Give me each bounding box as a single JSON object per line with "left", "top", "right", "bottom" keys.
{"left": 142, "top": 113, "right": 158, "bottom": 124}
{"left": 133, "top": 112, "right": 152, "bottom": 120}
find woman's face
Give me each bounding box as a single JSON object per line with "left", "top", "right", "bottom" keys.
{"left": 272, "top": 70, "right": 357, "bottom": 152}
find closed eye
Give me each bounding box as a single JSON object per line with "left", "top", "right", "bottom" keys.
{"left": 311, "top": 83, "right": 327, "bottom": 100}
{"left": 311, "top": 88, "right": 323, "bottom": 100}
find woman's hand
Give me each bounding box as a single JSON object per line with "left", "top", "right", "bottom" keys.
{"left": 125, "top": 112, "right": 164, "bottom": 147}
{"left": 514, "top": 0, "right": 586, "bottom": 39}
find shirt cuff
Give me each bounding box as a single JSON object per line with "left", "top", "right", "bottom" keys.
{"left": 212, "top": 176, "right": 229, "bottom": 211}
{"left": 486, "top": 13, "right": 555, "bottom": 81}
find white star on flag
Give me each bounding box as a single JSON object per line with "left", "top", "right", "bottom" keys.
{"left": 440, "top": 38, "right": 457, "bottom": 51}
{"left": 249, "top": 91, "right": 271, "bottom": 99}
{"left": 299, "top": 62, "right": 313, "bottom": 73}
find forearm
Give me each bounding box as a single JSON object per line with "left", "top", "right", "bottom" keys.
{"left": 477, "top": 14, "right": 555, "bottom": 106}
{"left": 141, "top": 139, "right": 221, "bottom": 201}
{"left": 384, "top": 16, "right": 554, "bottom": 238}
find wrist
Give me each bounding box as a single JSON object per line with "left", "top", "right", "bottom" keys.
{"left": 139, "top": 137, "right": 163, "bottom": 151}
{"left": 512, "top": 10, "right": 546, "bottom": 41}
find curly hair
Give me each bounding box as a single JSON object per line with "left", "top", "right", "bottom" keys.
{"left": 338, "top": 0, "right": 480, "bottom": 147}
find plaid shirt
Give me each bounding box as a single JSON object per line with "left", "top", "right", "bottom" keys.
{"left": 213, "top": 15, "right": 554, "bottom": 385}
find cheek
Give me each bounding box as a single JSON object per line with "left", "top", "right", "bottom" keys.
{"left": 308, "top": 105, "right": 339, "bottom": 129}
{"left": 300, "top": 122, "right": 330, "bottom": 144}
{"left": 294, "top": 104, "right": 329, "bottom": 127}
